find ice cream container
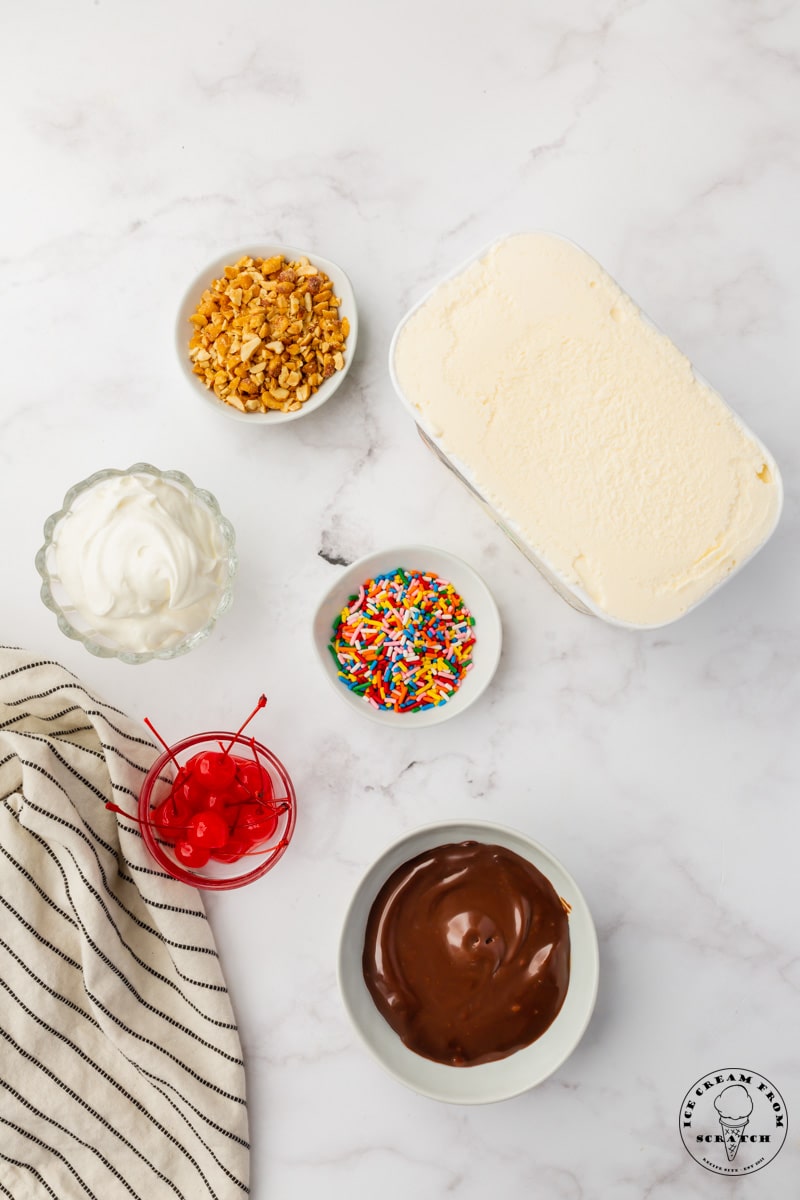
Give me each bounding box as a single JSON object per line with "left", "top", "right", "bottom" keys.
{"left": 388, "top": 233, "right": 783, "bottom": 630}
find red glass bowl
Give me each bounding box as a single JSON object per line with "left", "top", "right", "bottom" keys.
{"left": 138, "top": 732, "right": 296, "bottom": 890}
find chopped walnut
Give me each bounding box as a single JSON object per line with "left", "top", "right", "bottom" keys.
{"left": 188, "top": 254, "right": 349, "bottom": 414}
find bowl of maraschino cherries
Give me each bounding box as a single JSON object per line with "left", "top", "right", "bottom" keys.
{"left": 112, "top": 696, "right": 297, "bottom": 889}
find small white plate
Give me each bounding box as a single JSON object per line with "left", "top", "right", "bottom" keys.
{"left": 311, "top": 545, "right": 501, "bottom": 727}
{"left": 338, "top": 820, "right": 600, "bottom": 1104}
{"left": 176, "top": 244, "right": 357, "bottom": 424}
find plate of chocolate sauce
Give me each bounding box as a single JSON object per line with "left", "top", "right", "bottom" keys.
{"left": 338, "top": 820, "right": 599, "bottom": 1103}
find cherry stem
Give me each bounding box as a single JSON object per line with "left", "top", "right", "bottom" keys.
{"left": 226, "top": 837, "right": 288, "bottom": 858}
{"left": 107, "top": 799, "right": 187, "bottom": 836}
{"left": 249, "top": 737, "right": 272, "bottom": 802}
{"left": 106, "top": 801, "right": 140, "bottom": 823}
{"left": 222, "top": 694, "right": 267, "bottom": 756}
{"left": 261, "top": 800, "right": 289, "bottom": 815}
{"left": 144, "top": 716, "right": 180, "bottom": 766}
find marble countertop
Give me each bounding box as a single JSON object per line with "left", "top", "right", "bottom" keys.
{"left": 2, "top": 0, "right": 799, "bottom": 1195}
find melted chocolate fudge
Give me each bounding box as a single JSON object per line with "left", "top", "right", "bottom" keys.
{"left": 362, "top": 841, "right": 570, "bottom": 1066}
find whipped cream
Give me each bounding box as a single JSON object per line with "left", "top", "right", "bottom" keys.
{"left": 51, "top": 473, "right": 230, "bottom": 652}
{"left": 394, "top": 234, "right": 781, "bottom": 626}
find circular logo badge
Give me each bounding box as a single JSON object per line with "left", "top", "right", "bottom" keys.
{"left": 679, "top": 1068, "right": 788, "bottom": 1176}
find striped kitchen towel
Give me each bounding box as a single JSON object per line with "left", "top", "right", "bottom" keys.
{"left": 0, "top": 647, "right": 249, "bottom": 1199}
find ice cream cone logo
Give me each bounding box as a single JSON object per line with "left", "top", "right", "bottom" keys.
{"left": 679, "top": 1068, "right": 788, "bottom": 1176}
{"left": 714, "top": 1085, "right": 754, "bottom": 1162}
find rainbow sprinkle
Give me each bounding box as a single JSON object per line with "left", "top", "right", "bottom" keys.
{"left": 328, "top": 568, "right": 476, "bottom": 712}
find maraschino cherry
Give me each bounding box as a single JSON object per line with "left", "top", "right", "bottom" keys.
{"left": 108, "top": 694, "right": 292, "bottom": 870}
{"left": 187, "top": 810, "right": 229, "bottom": 849}
{"left": 193, "top": 751, "right": 237, "bottom": 790}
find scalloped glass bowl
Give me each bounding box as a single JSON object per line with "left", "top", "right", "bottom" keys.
{"left": 35, "top": 464, "right": 237, "bottom": 664}
{"left": 138, "top": 732, "right": 297, "bottom": 890}
{"left": 176, "top": 244, "right": 358, "bottom": 424}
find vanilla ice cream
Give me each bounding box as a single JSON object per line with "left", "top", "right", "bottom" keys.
{"left": 392, "top": 234, "right": 781, "bottom": 626}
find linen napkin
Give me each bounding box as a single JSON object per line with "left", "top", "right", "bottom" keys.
{"left": 0, "top": 647, "right": 249, "bottom": 1199}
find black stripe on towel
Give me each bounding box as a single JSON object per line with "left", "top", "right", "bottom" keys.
{"left": 0, "top": 1155, "right": 61, "bottom": 1200}
{"left": 1, "top": 1075, "right": 146, "bottom": 1200}
{"left": 0, "top": 975, "right": 242, "bottom": 1197}
{"left": 0, "top": 1117, "right": 98, "bottom": 1200}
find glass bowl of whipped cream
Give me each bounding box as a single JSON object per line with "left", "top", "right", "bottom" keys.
{"left": 35, "top": 464, "right": 237, "bottom": 664}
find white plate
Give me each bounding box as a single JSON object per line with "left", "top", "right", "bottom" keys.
{"left": 338, "top": 820, "right": 599, "bottom": 1104}
{"left": 176, "top": 243, "right": 357, "bottom": 424}
{"left": 311, "top": 545, "right": 501, "bottom": 727}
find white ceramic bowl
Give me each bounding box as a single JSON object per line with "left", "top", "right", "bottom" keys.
{"left": 338, "top": 820, "right": 599, "bottom": 1104}
{"left": 176, "top": 244, "right": 358, "bottom": 424}
{"left": 311, "top": 545, "right": 501, "bottom": 727}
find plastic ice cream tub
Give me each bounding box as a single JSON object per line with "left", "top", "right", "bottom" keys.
{"left": 388, "top": 233, "right": 783, "bottom": 630}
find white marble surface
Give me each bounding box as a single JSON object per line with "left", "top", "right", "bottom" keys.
{"left": 2, "top": 0, "right": 799, "bottom": 1195}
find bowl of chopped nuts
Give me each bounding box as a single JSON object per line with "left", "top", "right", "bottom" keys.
{"left": 176, "top": 245, "right": 357, "bottom": 423}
